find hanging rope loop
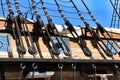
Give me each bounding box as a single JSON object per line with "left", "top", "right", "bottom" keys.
{"left": 31, "top": 63, "right": 38, "bottom": 80}
{"left": 72, "top": 63, "right": 76, "bottom": 70}
{"left": 32, "top": 63, "right": 38, "bottom": 70}
{"left": 92, "top": 64, "right": 97, "bottom": 80}
{"left": 92, "top": 64, "right": 96, "bottom": 69}
{"left": 72, "top": 63, "right": 76, "bottom": 80}
{"left": 115, "top": 64, "right": 118, "bottom": 69}
{"left": 19, "top": 63, "right": 26, "bottom": 80}
{"left": 58, "top": 64, "right": 63, "bottom": 69}
{"left": 58, "top": 64, "right": 63, "bottom": 80}
{"left": 20, "top": 63, "right": 26, "bottom": 69}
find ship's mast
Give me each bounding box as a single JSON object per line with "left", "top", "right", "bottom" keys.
{"left": 110, "top": 0, "right": 120, "bottom": 28}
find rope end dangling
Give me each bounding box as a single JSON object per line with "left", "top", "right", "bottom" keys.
{"left": 58, "top": 64, "right": 63, "bottom": 80}
{"left": 92, "top": 64, "right": 96, "bottom": 69}
{"left": 71, "top": 64, "right": 76, "bottom": 80}
{"left": 19, "top": 63, "right": 26, "bottom": 80}
{"left": 31, "top": 63, "right": 38, "bottom": 79}
{"left": 92, "top": 64, "right": 97, "bottom": 80}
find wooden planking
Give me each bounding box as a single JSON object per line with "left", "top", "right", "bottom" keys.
{"left": 0, "top": 21, "right": 120, "bottom": 60}
{"left": 0, "top": 21, "right": 120, "bottom": 39}
{"left": 0, "top": 36, "right": 119, "bottom": 60}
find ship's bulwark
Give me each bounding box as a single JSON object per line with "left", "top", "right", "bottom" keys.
{"left": 0, "top": 20, "right": 119, "bottom": 80}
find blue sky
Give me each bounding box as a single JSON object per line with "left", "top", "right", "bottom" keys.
{"left": 0, "top": 0, "right": 114, "bottom": 28}
{"left": 84, "top": 0, "right": 113, "bottom": 27}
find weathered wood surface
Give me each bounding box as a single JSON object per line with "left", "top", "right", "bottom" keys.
{"left": 0, "top": 21, "right": 119, "bottom": 80}
{"left": 0, "top": 21, "right": 119, "bottom": 60}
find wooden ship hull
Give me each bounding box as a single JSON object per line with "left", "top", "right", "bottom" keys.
{"left": 0, "top": 19, "right": 119, "bottom": 80}
{"left": 0, "top": 0, "right": 119, "bottom": 80}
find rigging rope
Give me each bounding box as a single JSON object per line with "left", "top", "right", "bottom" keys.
{"left": 28, "top": 0, "right": 33, "bottom": 17}
{"left": 3, "top": 0, "right": 120, "bottom": 57}
{"left": 81, "top": 0, "right": 120, "bottom": 55}
{"left": 24, "top": 1, "right": 40, "bottom": 18}
{"left": 31, "top": 0, "right": 60, "bottom": 58}
{"left": 54, "top": 0, "right": 92, "bottom": 57}
{"left": 110, "top": 0, "right": 120, "bottom": 28}
{"left": 42, "top": 1, "right": 56, "bottom": 5}
{"left": 40, "top": 0, "right": 71, "bottom": 57}
{"left": 70, "top": 0, "right": 114, "bottom": 57}
{"left": 14, "top": 0, "right": 37, "bottom": 57}
{"left": 57, "top": 2, "right": 74, "bottom": 8}
{"left": 6, "top": 0, "right": 26, "bottom": 58}
{"left": 15, "top": 1, "right": 36, "bottom": 55}
{"left": 1, "top": 0, "right": 5, "bottom": 17}
{"left": 110, "top": 0, "right": 120, "bottom": 19}
{"left": 58, "top": 0, "right": 70, "bottom": 3}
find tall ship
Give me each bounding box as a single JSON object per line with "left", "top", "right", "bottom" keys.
{"left": 0, "top": 0, "right": 119, "bottom": 80}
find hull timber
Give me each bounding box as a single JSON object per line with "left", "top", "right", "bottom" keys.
{"left": 0, "top": 20, "right": 120, "bottom": 80}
